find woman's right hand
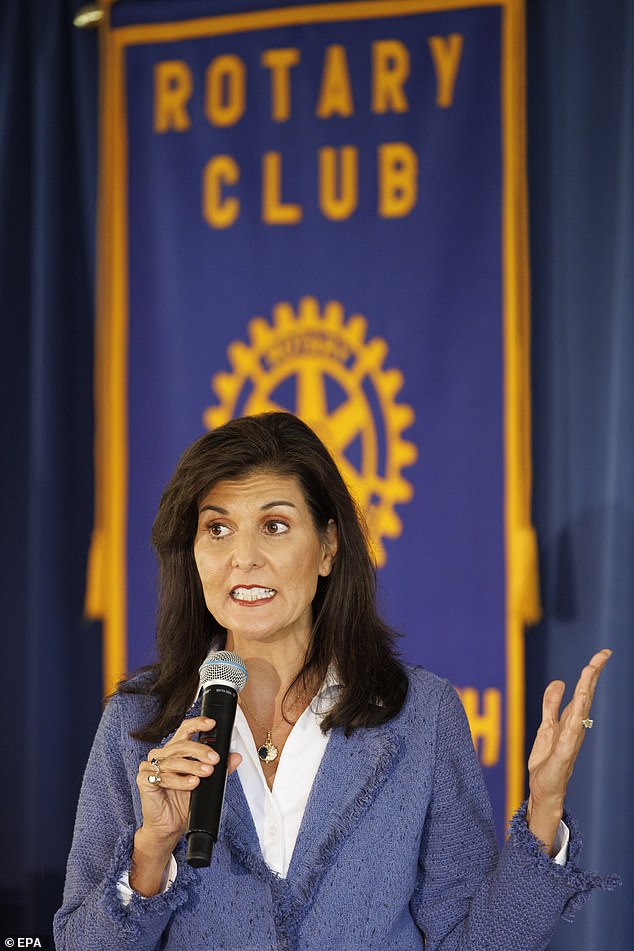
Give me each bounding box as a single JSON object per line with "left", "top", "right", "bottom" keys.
{"left": 131, "top": 716, "right": 241, "bottom": 894}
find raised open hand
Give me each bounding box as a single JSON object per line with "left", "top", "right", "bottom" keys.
{"left": 526, "top": 648, "right": 612, "bottom": 854}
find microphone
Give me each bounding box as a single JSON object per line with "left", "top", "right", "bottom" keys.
{"left": 186, "top": 649, "right": 248, "bottom": 867}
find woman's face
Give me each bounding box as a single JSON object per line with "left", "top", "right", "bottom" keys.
{"left": 193, "top": 471, "right": 337, "bottom": 654}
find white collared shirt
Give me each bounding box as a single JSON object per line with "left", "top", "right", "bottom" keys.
{"left": 231, "top": 680, "right": 336, "bottom": 875}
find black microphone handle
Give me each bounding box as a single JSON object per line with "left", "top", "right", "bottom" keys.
{"left": 186, "top": 683, "right": 238, "bottom": 867}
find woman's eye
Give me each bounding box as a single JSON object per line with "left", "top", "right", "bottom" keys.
{"left": 208, "top": 523, "right": 230, "bottom": 537}
{"left": 264, "top": 519, "right": 289, "bottom": 535}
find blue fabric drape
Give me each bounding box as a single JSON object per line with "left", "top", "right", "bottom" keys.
{"left": 525, "top": 2, "right": 633, "bottom": 948}
{"left": 0, "top": 0, "right": 631, "bottom": 946}
{"left": 0, "top": 0, "right": 102, "bottom": 935}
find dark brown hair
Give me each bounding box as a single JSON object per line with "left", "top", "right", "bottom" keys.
{"left": 120, "top": 412, "right": 408, "bottom": 741}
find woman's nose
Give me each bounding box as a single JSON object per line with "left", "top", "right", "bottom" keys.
{"left": 230, "top": 536, "right": 264, "bottom": 570}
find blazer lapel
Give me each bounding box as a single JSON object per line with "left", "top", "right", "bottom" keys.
{"left": 285, "top": 718, "right": 404, "bottom": 907}
{"left": 219, "top": 771, "right": 275, "bottom": 883}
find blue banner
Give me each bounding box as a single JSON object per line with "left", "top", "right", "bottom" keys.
{"left": 89, "top": 0, "right": 537, "bottom": 839}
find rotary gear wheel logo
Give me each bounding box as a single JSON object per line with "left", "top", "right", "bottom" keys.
{"left": 203, "top": 297, "right": 417, "bottom": 566}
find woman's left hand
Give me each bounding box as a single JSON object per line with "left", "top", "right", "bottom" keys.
{"left": 526, "top": 647, "right": 612, "bottom": 855}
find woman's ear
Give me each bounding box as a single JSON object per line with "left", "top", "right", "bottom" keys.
{"left": 319, "top": 519, "right": 338, "bottom": 576}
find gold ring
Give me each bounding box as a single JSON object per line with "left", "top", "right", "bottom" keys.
{"left": 150, "top": 756, "right": 161, "bottom": 773}
{"left": 147, "top": 772, "right": 162, "bottom": 785}
{"left": 581, "top": 718, "right": 594, "bottom": 729}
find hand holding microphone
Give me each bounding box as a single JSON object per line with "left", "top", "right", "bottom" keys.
{"left": 132, "top": 650, "right": 247, "bottom": 893}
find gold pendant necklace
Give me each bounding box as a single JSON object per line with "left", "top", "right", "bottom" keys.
{"left": 239, "top": 698, "right": 286, "bottom": 763}
{"left": 257, "top": 731, "right": 279, "bottom": 764}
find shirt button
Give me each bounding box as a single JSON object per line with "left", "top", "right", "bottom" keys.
{"left": 268, "top": 826, "right": 278, "bottom": 837}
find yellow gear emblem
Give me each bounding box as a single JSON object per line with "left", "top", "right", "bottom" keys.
{"left": 203, "top": 297, "right": 417, "bottom": 566}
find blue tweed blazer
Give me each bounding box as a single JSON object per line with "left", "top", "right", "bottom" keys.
{"left": 54, "top": 667, "right": 615, "bottom": 950}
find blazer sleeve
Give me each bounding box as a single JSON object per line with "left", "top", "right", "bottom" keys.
{"left": 53, "top": 693, "right": 200, "bottom": 951}
{"left": 410, "top": 683, "right": 619, "bottom": 951}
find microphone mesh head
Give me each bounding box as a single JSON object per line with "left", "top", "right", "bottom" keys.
{"left": 198, "top": 650, "right": 248, "bottom": 693}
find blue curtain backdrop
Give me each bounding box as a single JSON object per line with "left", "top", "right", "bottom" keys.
{"left": 0, "top": 0, "right": 102, "bottom": 936}
{"left": 524, "top": 2, "right": 633, "bottom": 948}
{"left": 0, "top": 1, "right": 631, "bottom": 948}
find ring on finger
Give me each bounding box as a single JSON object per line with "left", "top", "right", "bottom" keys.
{"left": 581, "top": 717, "right": 594, "bottom": 729}
{"left": 147, "top": 755, "right": 162, "bottom": 784}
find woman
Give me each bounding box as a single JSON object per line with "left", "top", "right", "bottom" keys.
{"left": 54, "top": 412, "right": 616, "bottom": 950}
